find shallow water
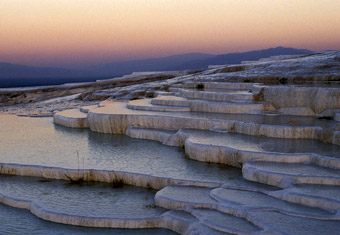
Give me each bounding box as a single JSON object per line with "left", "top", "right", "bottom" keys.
{"left": 193, "top": 209, "right": 260, "bottom": 232}
{"left": 249, "top": 211, "right": 340, "bottom": 235}
{"left": 0, "top": 115, "right": 241, "bottom": 183}
{"left": 0, "top": 175, "right": 166, "bottom": 218}
{"left": 0, "top": 203, "right": 175, "bottom": 235}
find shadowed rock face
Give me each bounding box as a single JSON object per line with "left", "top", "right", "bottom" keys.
{"left": 2, "top": 51, "right": 340, "bottom": 234}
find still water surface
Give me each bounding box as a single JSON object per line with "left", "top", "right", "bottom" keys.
{"left": 0, "top": 115, "right": 241, "bottom": 183}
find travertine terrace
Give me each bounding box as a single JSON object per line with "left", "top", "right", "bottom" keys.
{"left": 2, "top": 51, "right": 340, "bottom": 234}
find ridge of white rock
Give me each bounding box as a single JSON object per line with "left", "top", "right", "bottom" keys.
{"left": 155, "top": 185, "right": 337, "bottom": 217}
{"left": 183, "top": 130, "right": 340, "bottom": 169}
{"left": 150, "top": 95, "right": 273, "bottom": 114}
{"left": 85, "top": 102, "right": 338, "bottom": 144}
{"left": 268, "top": 184, "right": 340, "bottom": 211}
{"left": 261, "top": 86, "right": 340, "bottom": 116}
{"left": 125, "top": 127, "right": 340, "bottom": 169}
{"left": 155, "top": 184, "right": 340, "bottom": 234}
{"left": 0, "top": 163, "right": 222, "bottom": 190}
{"left": 175, "top": 81, "right": 256, "bottom": 90}
{"left": 243, "top": 161, "right": 340, "bottom": 187}
{"left": 0, "top": 189, "right": 164, "bottom": 229}
{"left": 175, "top": 88, "right": 253, "bottom": 102}
{"left": 127, "top": 99, "right": 190, "bottom": 112}
{"left": 126, "top": 127, "right": 181, "bottom": 146}
{"left": 0, "top": 176, "right": 169, "bottom": 229}
{"left": 58, "top": 102, "right": 324, "bottom": 139}
{"left": 53, "top": 109, "right": 88, "bottom": 128}
{"left": 151, "top": 96, "right": 191, "bottom": 107}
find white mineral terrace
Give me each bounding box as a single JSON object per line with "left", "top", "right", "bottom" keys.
{"left": 2, "top": 51, "right": 340, "bottom": 234}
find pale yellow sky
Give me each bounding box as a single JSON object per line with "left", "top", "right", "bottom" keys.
{"left": 1, "top": 0, "right": 340, "bottom": 67}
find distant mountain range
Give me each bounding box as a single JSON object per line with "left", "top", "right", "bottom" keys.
{"left": 170, "top": 46, "right": 313, "bottom": 70}
{"left": 86, "top": 53, "right": 214, "bottom": 77}
{"left": 0, "top": 47, "right": 313, "bottom": 88}
{"left": 0, "top": 63, "right": 82, "bottom": 79}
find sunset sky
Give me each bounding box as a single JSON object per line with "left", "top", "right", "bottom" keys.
{"left": 1, "top": 0, "right": 340, "bottom": 68}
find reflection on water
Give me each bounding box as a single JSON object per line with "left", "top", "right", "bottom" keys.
{"left": 0, "top": 115, "right": 241, "bottom": 183}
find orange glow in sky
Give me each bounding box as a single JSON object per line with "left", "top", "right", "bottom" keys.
{"left": 1, "top": 0, "right": 340, "bottom": 67}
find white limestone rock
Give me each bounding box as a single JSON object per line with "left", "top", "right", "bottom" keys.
{"left": 53, "top": 109, "right": 88, "bottom": 128}
{"left": 151, "top": 96, "right": 190, "bottom": 107}
{"left": 0, "top": 163, "right": 221, "bottom": 190}
{"left": 243, "top": 161, "right": 340, "bottom": 187}
{"left": 176, "top": 88, "right": 253, "bottom": 102}
{"left": 279, "top": 107, "right": 316, "bottom": 116}
{"left": 247, "top": 210, "right": 340, "bottom": 235}
{"left": 85, "top": 101, "right": 339, "bottom": 145}
{"left": 270, "top": 185, "right": 340, "bottom": 211}
{"left": 263, "top": 86, "right": 340, "bottom": 115}
{"left": 126, "top": 127, "right": 181, "bottom": 146}
{"left": 127, "top": 99, "right": 190, "bottom": 112}
{"left": 180, "top": 82, "right": 256, "bottom": 90}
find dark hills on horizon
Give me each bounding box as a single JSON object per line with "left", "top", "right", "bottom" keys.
{"left": 0, "top": 46, "right": 313, "bottom": 88}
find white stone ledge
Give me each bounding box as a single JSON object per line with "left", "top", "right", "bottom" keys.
{"left": 242, "top": 162, "right": 340, "bottom": 187}
{"left": 0, "top": 163, "right": 221, "bottom": 190}
{"left": 53, "top": 109, "right": 89, "bottom": 128}
{"left": 263, "top": 86, "right": 340, "bottom": 115}
{"left": 87, "top": 106, "right": 331, "bottom": 143}
{"left": 181, "top": 82, "right": 256, "bottom": 90}
{"left": 0, "top": 191, "right": 186, "bottom": 231}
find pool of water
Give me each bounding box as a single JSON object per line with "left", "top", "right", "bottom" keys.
{"left": 249, "top": 211, "right": 340, "bottom": 235}
{"left": 192, "top": 209, "right": 260, "bottom": 233}
{"left": 0, "top": 175, "right": 166, "bottom": 218}
{"left": 0, "top": 203, "right": 175, "bottom": 235}
{"left": 0, "top": 115, "right": 241, "bottom": 183}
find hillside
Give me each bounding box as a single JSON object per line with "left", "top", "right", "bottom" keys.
{"left": 0, "top": 47, "right": 313, "bottom": 88}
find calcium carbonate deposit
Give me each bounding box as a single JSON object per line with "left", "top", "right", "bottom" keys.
{"left": 1, "top": 51, "right": 340, "bottom": 234}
